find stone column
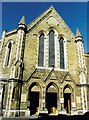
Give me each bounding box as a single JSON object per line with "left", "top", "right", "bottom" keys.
{"left": 0, "top": 84, "right": 3, "bottom": 116}
{"left": 40, "top": 84, "right": 48, "bottom": 114}
{"left": 42, "top": 84, "right": 46, "bottom": 110}
{"left": 60, "top": 86, "right": 64, "bottom": 110}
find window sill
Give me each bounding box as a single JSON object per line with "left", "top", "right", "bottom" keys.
{"left": 36, "top": 66, "right": 68, "bottom": 72}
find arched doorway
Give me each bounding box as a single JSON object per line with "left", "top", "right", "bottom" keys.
{"left": 46, "top": 83, "right": 58, "bottom": 114}
{"left": 28, "top": 83, "right": 40, "bottom": 115}
{"left": 64, "top": 85, "right": 72, "bottom": 114}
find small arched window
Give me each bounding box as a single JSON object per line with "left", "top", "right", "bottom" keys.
{"left": 49, "top": 30, "right": 55, "bottom": 67}
{"left": 5, "top": 42, "right": 12, "bottom": 66}
{"left": 38, "top": 34, "right": 44, "bottom": 66}
{"left": 60, "top": 37, "right": 65, "bottom": 69}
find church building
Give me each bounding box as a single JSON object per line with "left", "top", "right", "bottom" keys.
{"left": 0, "top": 6, "right": 89, "bottom": 117}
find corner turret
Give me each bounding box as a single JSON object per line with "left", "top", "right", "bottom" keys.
{"left": 75, "top": 28, "right": 88, "bottom": 111}
{"left": 17, "top": 16, "right": 27, "bottom": 32}
{"left": 75, "top": 28, "right": 83, "bottom": 42}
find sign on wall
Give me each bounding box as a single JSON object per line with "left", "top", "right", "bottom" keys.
{"left": 60, "top": 98, "right": 64, "bottom": 103}
{"left": 72, "top": 102, "right": 76, "bottom": 108}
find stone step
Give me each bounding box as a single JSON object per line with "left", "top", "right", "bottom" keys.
{"left": 1, "top": 114, "right": 89, "bottom": 120}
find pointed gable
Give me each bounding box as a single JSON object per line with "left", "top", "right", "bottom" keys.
{"left": 61, "top": 72, "right": 77, "bottom": 85}
{"left": 27, "top": 6, "right": 75, "bottom": 41}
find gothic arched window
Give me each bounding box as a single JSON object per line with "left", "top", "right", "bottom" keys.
{"left": 60, "top": 37, "right": 65, "bottom": 69}
{"left": 49, "top": 30, "right": 55, "bottom": 67}
{"left": 5, "top": 42, "right": 12, "bottom": 66}
{"left": 38, "top": 34, "right": 44, "bottom": 66}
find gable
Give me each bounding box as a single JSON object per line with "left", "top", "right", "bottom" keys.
{"left": 27, "top": 6, "right": 75, "bottom": 41}
{"left": 61, "top": 72, "right": 77, "bottom": 85}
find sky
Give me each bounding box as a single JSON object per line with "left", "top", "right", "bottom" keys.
{"left": 1, "top": 2, "right": 88, "bottom": 52}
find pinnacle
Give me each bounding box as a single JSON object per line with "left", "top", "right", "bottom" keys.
{"left": 18, "top": 16, "right": 26, "bottom": 25}
{"left": 76, "top": 28, "right": 82, "bottom": 37}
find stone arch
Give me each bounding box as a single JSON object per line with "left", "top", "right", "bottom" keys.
{"left": 63, "top": 84, "right": 74, "bottom": 114}
{"left": 59, "top": 34, "right": 65, "bottom": 39}
{"left": 63, "top": 84, "right": 74, "bottom": 93}
{"left": 46, "top": 82, "right": 59, "bottom": 114}
{"left": 38, "top": 30, "right": 45, "bottom": 35}
{"left": 29, "top": 82, "right": 41, "bottom": 92}
{"left": 46, "top": 82, "right": 59, "bottom": 93}
{"left": 48, "top": 26, "right": 58, "bottom": 33}
{"left": 28, "top": 82, "right": 41, "bottom": 116}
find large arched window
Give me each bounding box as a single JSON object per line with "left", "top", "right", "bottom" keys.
{"left": 49, "top": 30, "right": 55, "bottom": 67}
{"left": 38, "top": 34, "right": 44, "bottom": 66}
{"left": 60, "top": 37, "right": 65, "bottom": 69}
{"left": 5, "top": 42, "right": 12, "bottom": 66}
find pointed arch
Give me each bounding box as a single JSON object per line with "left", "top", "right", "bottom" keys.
{"left": 63, "top": 84, "right": 74, "bottom": 114}
{"left": 29, "top": 82, "right": 41, "bottom": 92}
{"left": 46, "top": 82, "right": 59, "bottom": 93}
{"left": 63, "top": 84, "right": 73, "bottom": 93}
{"left": 46, "top": 82, "right": 59, "bottom": 114}
{"left": 28, "top": 82, "right": 41, "bottom": 115}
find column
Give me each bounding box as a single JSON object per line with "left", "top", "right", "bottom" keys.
{"left": 0, "top": 84, "right": 3, "bottom": 116}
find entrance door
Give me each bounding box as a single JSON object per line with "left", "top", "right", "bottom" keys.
{"left": 46, "top": 92, "right": 57, "bottom": 114}
{"left": 64, "top": 93, "right": 71, "bottom": 114}
{"left": 30, "top": 91, "right": 39, "bottom": 115}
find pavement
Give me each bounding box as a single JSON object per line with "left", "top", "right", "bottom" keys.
{"left": 1, "top": 113, "right": 89, "bottom": 120}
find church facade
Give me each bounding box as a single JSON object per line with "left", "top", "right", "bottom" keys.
{"left": 0, "top": 6, "right": 89, "bottom": 117}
